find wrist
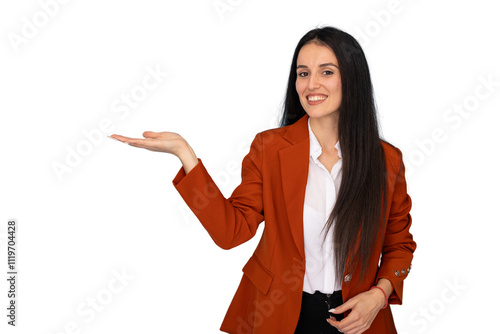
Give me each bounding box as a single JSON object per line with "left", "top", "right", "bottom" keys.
{"left": 172, "top": 139, "right": 190, "bottom": 156}
{"left": 370, "top": 286, "right": 388, "bottom": 310}
{"left": 177, "top": 142, "right": 199, "bottom": 174}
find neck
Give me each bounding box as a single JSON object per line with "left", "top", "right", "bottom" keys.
{"left": 309, "top": 112, "right": 339, "bottom": 152}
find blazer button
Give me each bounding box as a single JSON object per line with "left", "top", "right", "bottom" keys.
{"left": 344, "top": 274, "right": 352, "bottom": 283}
{"left": 401, "top": 269, "right": 406, "bottom": 275}
{"left": 394, "top": 270, "right": 400, "bottom": 277}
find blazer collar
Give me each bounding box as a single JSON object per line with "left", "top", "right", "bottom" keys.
{"left": 278, "top": 113, "right": 310, "bottom": 261}
{"left": 282, "top": 113, "right": 309, "bottom": 145}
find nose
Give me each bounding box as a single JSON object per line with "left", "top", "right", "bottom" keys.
{"left": 307, "top": 73, "right": 321, "bottom": 90}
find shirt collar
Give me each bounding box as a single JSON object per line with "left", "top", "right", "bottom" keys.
{"left": 308, "top": 117, "right": 342, "bottom": 160}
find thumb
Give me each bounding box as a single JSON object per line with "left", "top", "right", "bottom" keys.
{"left": 329, "top": 299, "right": 354, "bottom": 314}
{"left": 143, "top": 131, "right": 160, "bottom": 138}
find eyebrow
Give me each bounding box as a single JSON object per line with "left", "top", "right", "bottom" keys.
{"left": 296, "top": 63, "right": 339, "bottom": 70}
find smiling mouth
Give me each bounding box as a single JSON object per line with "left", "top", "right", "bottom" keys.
{"left": 307, "top": 95, "right": 328, "bottom": 102}
{"left": 307, "top": 95, "right": 328, "bottom": 104}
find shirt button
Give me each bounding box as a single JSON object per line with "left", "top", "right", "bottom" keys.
{"left": 344, "top": 274, "right": 352, "bottom": 282}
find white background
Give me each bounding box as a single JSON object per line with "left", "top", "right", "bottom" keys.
{"left": 1, "top": 0, "right": 499, "bottom": 333}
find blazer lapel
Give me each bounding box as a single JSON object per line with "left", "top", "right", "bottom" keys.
{"left": 278, "top": 114, "right": 310, "bottom": 261}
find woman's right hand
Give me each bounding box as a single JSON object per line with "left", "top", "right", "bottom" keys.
{"left": 109, "top": 131, "right": 199, "bottom": 174}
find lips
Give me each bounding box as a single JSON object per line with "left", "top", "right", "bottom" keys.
{"left": 306, "top": 94, "right": 328, "bottom": 104}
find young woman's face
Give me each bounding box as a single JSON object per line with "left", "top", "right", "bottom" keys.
{"left": 295, "top": 42, "right": 342, "bottom": 121}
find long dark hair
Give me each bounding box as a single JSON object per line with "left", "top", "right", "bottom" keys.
{"left": 279, "top": 26, "right": 388, "bottom": 284}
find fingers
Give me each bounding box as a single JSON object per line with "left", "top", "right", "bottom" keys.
{"left": 327, "top": 292, "right": 382, "bottom": 334}
{"left": 329, "top": 315, "right": 365, "bottom": 334}
{"left": 109, "top": 132, "right": 157, "bottom": 143}
{"left": 108, "top": 134, "right": 159, "bottom": 150}
{"left": 109, "top": 133, "right": 157, "bottom": 146}
{"left": 329, "top": 298, "right": 354, "bottom": 315}
{"left": 327, "top": 298, "right": 365, "bottom": 333}
{"left": 326, "top": 316, "right": 341, "bottom": 328}
{"left": 327, "top": 314, "right": 356, "bottom": 333}
{"left": 327, "top": 299, "right": 353, "bottom": 333}
{"left": 126, "top": 138, "right": 160, "bottom": 151}
{"left": 108, "top": 134, "right": 132, "bottom": 143}
{"left": 327, "top": 316, "right": 368, "bottom": 334}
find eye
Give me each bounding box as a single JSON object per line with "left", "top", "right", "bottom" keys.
{"left": 298, "top": 72, "right": 309, "bottom": 77}
{"left": 323, "top": 70, "right": 334, "bottom": 75}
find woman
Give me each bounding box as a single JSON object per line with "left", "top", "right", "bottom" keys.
{"left": 110, "top": 26, "right": 416, "bottom": 334}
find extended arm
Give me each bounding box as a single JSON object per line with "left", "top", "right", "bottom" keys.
{"left": 109, "top": 131, "right": 266, "bottom": 250}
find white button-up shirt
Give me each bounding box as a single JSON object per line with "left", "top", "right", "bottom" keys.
{"left": 302, "top": 117, "right": 343, "bottom": 294}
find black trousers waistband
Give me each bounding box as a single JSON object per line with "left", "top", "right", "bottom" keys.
{"left": 294, "top": 290, "right": 344, "bottom": 334}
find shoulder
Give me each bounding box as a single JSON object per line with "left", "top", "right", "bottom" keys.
{"left": 380, "top": 139, "right": 404, "bottom": 172}
{"left": 242, "top": 125, "right": 292, "bottom": 164}
{"left": 381, "top": 139, "right": 402, "bottom": 160}
{"left": 251, "top": 123, "right": 295, "bottom": 148}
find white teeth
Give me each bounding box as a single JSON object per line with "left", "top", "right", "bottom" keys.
{"left": 307, "top": 95, "right": 327, "bottom": 101}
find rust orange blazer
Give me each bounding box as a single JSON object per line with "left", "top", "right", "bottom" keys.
{"left": 172, "top": 114, "right": 416, "bottom": 334}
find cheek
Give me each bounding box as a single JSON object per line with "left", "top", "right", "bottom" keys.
{"left": 327, "top": 80, "right": 342, "bottom": 96}
{"left": 334, "top": 78, "right": 342, "bottom": 93}
{"left": 295, "top": 80, "right": 305, "bottom": 96}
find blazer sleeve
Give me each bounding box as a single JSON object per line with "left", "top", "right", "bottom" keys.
{"left": 376, "top": 148, "right": 417, "bottom": 305}
{"left": 172, "top": 133, "right": 265, "bottom": 250}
